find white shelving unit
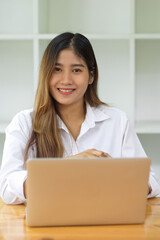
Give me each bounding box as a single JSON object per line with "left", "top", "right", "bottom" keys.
{"left": 0, "top": 0, "right": 160, "bottom": 176}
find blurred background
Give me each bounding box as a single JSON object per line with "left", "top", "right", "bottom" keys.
{"left": 0, "top": 0, "right": 160, "bottom": 179}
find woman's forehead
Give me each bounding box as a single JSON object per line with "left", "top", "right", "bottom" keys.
{"left": 56, "top": 49, "right": 87, "bottom": 66}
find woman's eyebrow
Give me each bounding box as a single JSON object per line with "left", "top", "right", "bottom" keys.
{"left": 55, "top": 63, "right": 85, "bottom": 68}
{"left": 55, "top": 63, "right": 63, "bottom": 66}
{"left": 71, "top": 64, "right": 85, "bottom": 68}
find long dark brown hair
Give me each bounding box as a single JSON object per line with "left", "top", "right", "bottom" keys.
{"left": 25, "top": 32, "right": 106, "bottom": 161}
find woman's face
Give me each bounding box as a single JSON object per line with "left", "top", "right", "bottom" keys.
{"left": 49, "top": 49, "right": 93, "bottom": 108}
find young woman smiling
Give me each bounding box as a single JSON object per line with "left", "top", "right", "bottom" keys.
{"left": 0, "top": 32, "right": 159, "bottom": 204}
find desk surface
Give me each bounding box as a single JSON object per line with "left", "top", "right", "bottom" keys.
{"left": 0, "top": 198, "right": 160, "bottom": 240}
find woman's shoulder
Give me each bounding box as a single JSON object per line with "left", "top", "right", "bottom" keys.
{"left": 95, "top": 104, "right": 128, "bottom": 120}
{"left": 12, "top": 108, "right": 34, "bottom": 123}
{"left": 6, "top": 109, "right": 34, "bottom": 133}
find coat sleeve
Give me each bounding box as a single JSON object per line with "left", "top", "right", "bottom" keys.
{"left": 0, "top": 111, "right": 33, "bottom": 204}
{"left": 121, "top": 117, "right": 160, "bottom": 198}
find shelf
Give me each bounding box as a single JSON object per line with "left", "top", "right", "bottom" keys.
{"left": 1, "top": 34, "right": 160, "bottom": 41}
{"left": 0, "top": 0, "right": 33, "bottom": 34}
{"left": 38, "top": 33, "right": 131, "bottom": 40}
{"left": 0, "top": 40, "right": 34, "bottom": 123}
{"left": 134, "top": 34, "right": 160, "bottom": 39}
{"left": 135, "top": 121, "right": 160, "bottom": 133}
{"left": 39, "top": 0, "right": 131, "bottom": 35}
{"left": 1, "top": 33, "right": 160, "bottom": 41}
{"left": 0, "top": 34, "right": 34, "bottom": 40}
{"left": 0, "top": 34, "right": 131, "bottom": 41}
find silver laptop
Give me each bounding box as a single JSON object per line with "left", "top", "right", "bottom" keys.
{"left": 26, "top": 157, "right": 150, "bottom": 227}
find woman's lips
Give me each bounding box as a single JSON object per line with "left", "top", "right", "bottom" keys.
{"left": 58, "top": 88, "right": 75, "bottom": 95}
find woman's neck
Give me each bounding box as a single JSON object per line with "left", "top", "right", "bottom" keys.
{"left": 56, "top": 101, "right": 86, "bottom": 122}
{"left": 56, "top": 101, "right": 86, "bottom": 140}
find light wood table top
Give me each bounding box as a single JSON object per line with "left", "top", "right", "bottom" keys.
{"left": 0, "top": 197, "right": 160, "bottom": 240}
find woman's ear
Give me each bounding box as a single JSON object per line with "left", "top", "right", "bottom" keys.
{"left": 88, "top": 71, "right": 94, "bottom": 85}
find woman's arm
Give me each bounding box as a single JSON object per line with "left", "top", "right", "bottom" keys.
{"left": 122, "top": 117, "right": 160, "bottom": 198}
{"left": 0, "top": 110, "right": 33, "bottom": 204}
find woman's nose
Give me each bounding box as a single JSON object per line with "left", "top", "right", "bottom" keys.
{"left": 61, "top": 71, "right": 72, "bottom": 84}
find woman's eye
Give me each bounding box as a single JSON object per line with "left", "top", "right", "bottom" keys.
{"left": 73, "top": 68, "right": 81, "bottom": 73}
{"left": 54, "top": 67, "right": 61, "bottom": 72}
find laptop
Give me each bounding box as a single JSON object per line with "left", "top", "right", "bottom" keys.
{"left": 26, "top": 157, "right": 150, "bottom": 227}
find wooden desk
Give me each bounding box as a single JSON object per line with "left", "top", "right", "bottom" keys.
{"left": 0, "top": 198, "right": 160, "bottom": 240}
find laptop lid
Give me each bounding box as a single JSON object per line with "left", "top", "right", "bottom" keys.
{"left": 26, "top": 157, "right": 150, "bottom": 227}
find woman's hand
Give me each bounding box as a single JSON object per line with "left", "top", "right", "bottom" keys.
{"left": 69, "top": 149, "right": 111, "bottom": 158}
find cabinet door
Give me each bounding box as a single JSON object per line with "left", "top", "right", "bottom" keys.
{"left": 135, "top": 40, "right": 160, "bottom": 125}
{"left": 0, "top": 41, "right": 34, "bottom": 123}
{"left": 91, "top": 39, "right": 132, "bottom": 120}
{"left": 38, "top": 0, "right": 130, "bottom": 34}
{"left": 135, "top": 0, "right": 160, "bottom": 33}
{"left": 0, "top": 0, "right": 33, "bottom": 34}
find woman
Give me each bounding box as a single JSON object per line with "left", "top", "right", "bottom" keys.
{"left": 0, "top": 32, "right": 160, "bottom": 204}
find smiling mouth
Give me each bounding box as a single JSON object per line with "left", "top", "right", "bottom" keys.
{"left": 58, "top": 88, "right": 75, "bottom": 93}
